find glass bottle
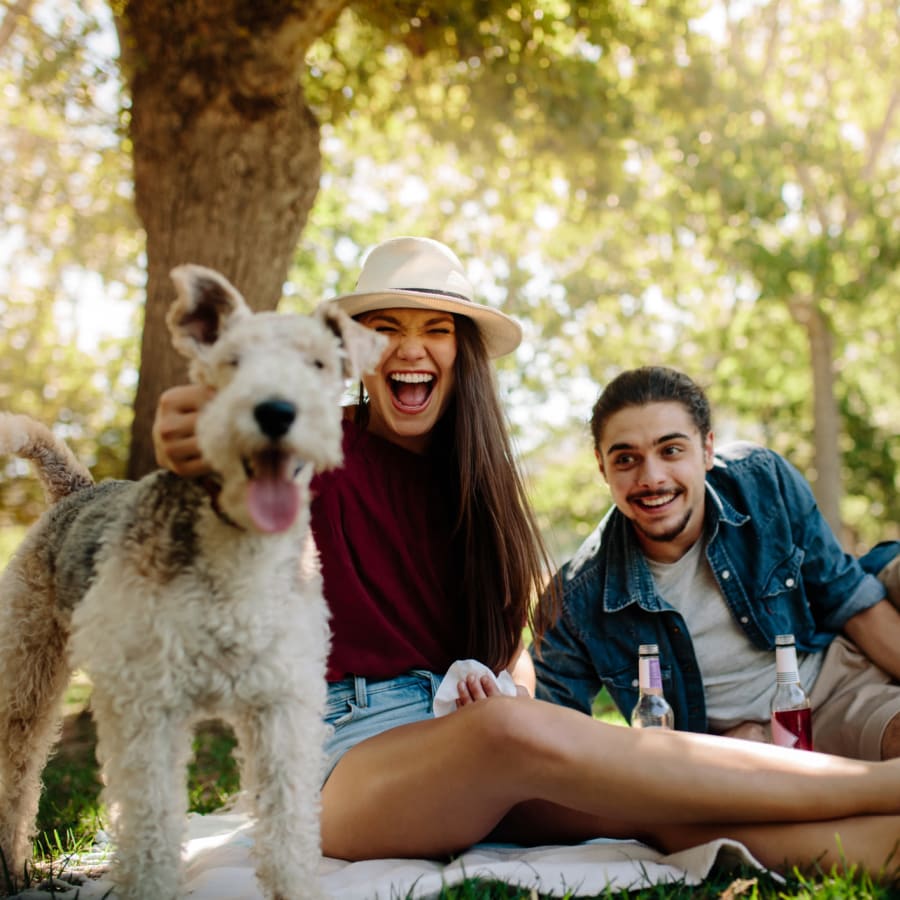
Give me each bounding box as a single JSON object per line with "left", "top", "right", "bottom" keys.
{"left": 770, "top": 633, "right": 813, "bottom": 750}
{"left": 631, "top": 643, "right": 674, "bottom": 729}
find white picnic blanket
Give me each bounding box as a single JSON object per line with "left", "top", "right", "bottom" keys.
{"left": 15, "top": 808, "right": 770, "bottom": 899}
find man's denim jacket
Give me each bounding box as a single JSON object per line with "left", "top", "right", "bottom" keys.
{"left": 532, "top": 441, "right": 899, "bottom": 733}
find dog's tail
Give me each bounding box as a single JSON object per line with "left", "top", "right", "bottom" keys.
{"left": 0, "top": 412, "right": 93, "bottom": 504}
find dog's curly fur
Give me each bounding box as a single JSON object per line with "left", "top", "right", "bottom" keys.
{"left": 0, "top": 266, "right": 385, "bottom": 900}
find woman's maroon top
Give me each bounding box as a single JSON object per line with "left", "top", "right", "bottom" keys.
{"left": 311, "top": 419, "right": 467, "bottom": 681}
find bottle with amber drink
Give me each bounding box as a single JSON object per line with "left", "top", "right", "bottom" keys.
{"left": 770, "top": 633, "right": 813, "bottom": 750}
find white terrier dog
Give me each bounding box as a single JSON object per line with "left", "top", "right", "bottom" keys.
{"left": 0, "top": 265, "right": 385, "bottom": 900}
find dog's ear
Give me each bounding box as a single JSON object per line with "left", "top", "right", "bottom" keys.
{"left": 316, "top": 303, "right": 387, "bottom": 381}
{"left": 167, "top": 265, "right": 252, "bottom": 362}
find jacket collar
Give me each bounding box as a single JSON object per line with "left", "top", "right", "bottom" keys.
{"left": 597, "top": 482, "right": 750, "bottom": 613}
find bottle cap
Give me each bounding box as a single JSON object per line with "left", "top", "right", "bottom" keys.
{"left": 638, "top": 644, "right": 659, "bottom": 655}
{"left": 775, "top": 634, "right": 795, "bottom": 647}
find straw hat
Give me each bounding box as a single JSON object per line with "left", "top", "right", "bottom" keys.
{"left": 327, "top": 236, "right": 522, "bottom": 358}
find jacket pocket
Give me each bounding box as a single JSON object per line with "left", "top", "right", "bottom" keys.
{"left": 759, "top": 546, "right": 814, "bottom": 636}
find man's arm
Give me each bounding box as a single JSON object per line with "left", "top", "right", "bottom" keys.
{"left": 531, "top": 607, "right": 603, "bottom": 715}
{"left": 842, "top": 599, "right": 900, "bottom": 681}
{"left": 767, "top": 451, "right": 887, "bottom": 630}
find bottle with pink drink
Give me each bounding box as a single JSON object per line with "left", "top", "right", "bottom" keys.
{"left": 770, "top": 633, "right": 813, "bottom": 750}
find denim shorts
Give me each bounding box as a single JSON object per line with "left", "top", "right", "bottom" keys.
{"left": 322, "top": 670, "right": 442, "bottom": 785}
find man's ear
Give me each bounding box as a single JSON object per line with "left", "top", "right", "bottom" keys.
{"left": 316, "top": 303, "right": 387, "bottom": 380}
{"left": 167, "top": 265, "right": 251, "bottom": 363}
{"left": 703, "top": 431, "right": 715, "bottom": 469}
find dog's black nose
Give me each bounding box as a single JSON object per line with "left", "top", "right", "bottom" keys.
{"left": 254, "top": 400, "right": 297, "bottom": 439}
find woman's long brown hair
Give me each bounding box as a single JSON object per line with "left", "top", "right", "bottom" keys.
{"left": 433, "top": 317, "right": 557, "bottom": 670}
{"left": 354, "top": 315, "right": 557, "bottom": 670}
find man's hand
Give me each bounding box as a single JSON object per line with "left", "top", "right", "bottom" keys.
{"left": 719, "top": 721, "right": 772, "bottom": 744}
{"left": 152, "top": 383, "right": 215, "bottom": 477}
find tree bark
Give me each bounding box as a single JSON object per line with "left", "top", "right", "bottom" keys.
{"left": 118, "top": 0, "right": 348, "bottom": 478}
{"left": 791, "top": 295, "right": 844, "bottom": 541}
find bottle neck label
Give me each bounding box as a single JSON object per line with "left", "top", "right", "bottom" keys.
{"left": 775, "top": 644, "right": 800, "bottom": 679}
{"left": 639, "top": 655, "right": 663, "bottom": 691}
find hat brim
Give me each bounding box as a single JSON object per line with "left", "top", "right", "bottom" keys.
{"left": 327, "top": 288, "right": 522, "bottom": 358}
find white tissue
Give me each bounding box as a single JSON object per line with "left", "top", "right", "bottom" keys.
{"left": 432, "top": 658, "right": 518, "bottom": 717}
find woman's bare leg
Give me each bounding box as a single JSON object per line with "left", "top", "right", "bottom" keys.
{"left": 493, "top": 802, "right": 900, "bottom": 876}
{"left": 654, "top": 818, "right": 900, "bottom": 877}
{"left": 321, "top": 697, "right": 900, "bottom": 863}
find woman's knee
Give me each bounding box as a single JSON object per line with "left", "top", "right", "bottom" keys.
{"left": 458, "top": 696, "right": 568, "bottom": 762}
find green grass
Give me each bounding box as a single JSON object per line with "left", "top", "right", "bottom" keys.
{"left": 187, "top": 719, "right": 241, "bottom": 814}
{"left": 436, "top": 868, "right": 900, "bottom": 898}
{"left": 35, "top": 676, "right": 242, "bottom": 852}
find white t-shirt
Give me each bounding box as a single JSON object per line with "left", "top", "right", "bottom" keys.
{"left": 646, "top": 538, "right": 823, "bottom": 730}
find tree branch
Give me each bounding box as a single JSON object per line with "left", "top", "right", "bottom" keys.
{"left": 0, "top": 0, "right": 34, "bottom": 53}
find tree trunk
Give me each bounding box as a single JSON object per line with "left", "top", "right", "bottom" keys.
{"left": 117, "top": 0, "right": 348, "bottom": 478}
{"left": 791, "top": 296, "right": 844, "bottom": 541}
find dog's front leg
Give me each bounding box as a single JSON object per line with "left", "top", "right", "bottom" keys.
{"left": 234, "top": 701, "right": 328, "bottom": 900}
{"left": 92, "top": 692, "right": 193, "bottom": 900}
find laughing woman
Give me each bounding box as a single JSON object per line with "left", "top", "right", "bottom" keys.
{"left": 154, "top": 236, "right": 900, "bottom": 879}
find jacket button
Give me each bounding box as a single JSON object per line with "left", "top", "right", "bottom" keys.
{"left": 721, "top": 570, "right": 731, "bottom": 579}
{"left": 785, "top": 577, "right": 795, "bottom": 587}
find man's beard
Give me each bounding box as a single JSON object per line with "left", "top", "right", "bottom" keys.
{"left": 634, "top": 509, "right": 694, "bottom": 545}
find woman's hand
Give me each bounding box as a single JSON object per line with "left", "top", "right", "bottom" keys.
{"left": 152, "top": 383, "right": 215, "bottom": 476}
{"left": 455, "top": 640, "right": 534, "bottom": 709}
{"left": 455, "top": 673, "right": 529, "bottom": 709}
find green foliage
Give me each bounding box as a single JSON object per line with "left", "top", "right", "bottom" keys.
{"left": 0, "top": 285, "right": 138, "bottom": 526}
{"left": 651, "top": 0, "right": 900, "bottom": 536}
{"left": 315, "top": 0, "right": 707, "bottom": 163}
{"left": 36, "top": 680, "right": 242, "bottom": 853}
{"left": 0, "top": 0, "right": 142, "bottom": 523}
{"left": 0, "top": 526, "right": 26, "bottom": 569}
{"left": 5, "top": 0, "right": 898, "bottom": 550}
{"left": 290, "top": 1, "right": 899, "bottom": 553}
{"left": 591, "top": 686, "right": 625, "bottom": 725}
{"left": 525, "top": 426, "right": 608, "bottom": 566}
{"left": 2, "top": 0, "right": 137, "bottom": 279}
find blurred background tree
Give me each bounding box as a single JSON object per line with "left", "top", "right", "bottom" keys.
{"left": 1, "top": 0, "right": 897, "bottom": 564}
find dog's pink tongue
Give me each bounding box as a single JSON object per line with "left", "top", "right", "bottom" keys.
{"left": 247, "top": 479, "right": 300, "bottom": 533}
